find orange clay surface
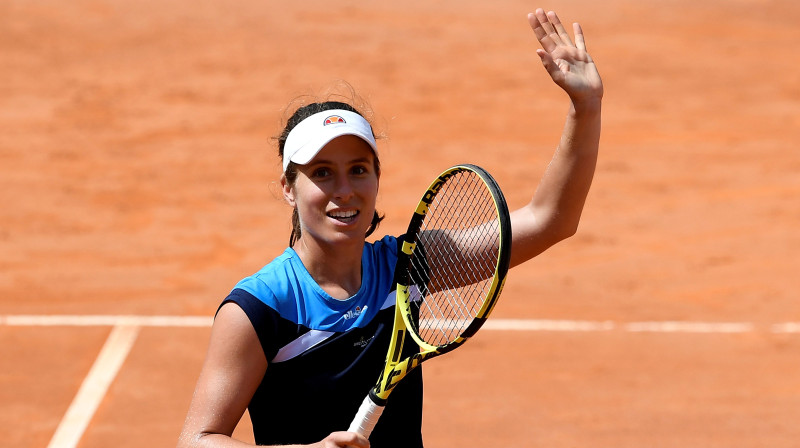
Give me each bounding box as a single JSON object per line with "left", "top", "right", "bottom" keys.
{"left": 2, "top": 1, "right": 799, "bottom": 447}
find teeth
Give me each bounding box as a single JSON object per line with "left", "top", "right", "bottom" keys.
{"left": 329, "top": 210, "right": 357, "bottom": 219}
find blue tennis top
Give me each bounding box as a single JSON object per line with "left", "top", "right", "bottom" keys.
{"left": 221, "top": 235, "right": 424, "bottom": 447}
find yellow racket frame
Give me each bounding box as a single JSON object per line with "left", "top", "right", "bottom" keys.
{"left": 373, "top": 164, "right": 510, "bottom": 401}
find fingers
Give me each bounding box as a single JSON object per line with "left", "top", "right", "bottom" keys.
{"left": 573, "top": 22, "right": 587, "bottom": 51}
{"left": 527, "top": 8, "right": 578, "bottom": 52}
{"left": 322, "top": 431, "right": 370, "bottom": 448}
{"left": 528, "top": 8, "right": 557, "bottom": 52}
{"left": 547, "top": 10, "right": 573, "bottom": 46}
{"left": 527, "top": 12, "right": 549, "bottom": 50}
{"left": 535, "top": 49, "right": 562, "bottom": 82}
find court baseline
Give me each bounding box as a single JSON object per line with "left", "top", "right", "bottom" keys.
{"left": 2, "top": 314, "right": 798, "bottom": 448}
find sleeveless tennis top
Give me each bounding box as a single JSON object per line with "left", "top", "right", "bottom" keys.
{"left": 221, "top": 235, "right": 424, "bottom": 447}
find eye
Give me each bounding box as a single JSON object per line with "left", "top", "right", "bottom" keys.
{"left": 311, "top": 167, "right": 332, "bottom": 178}
{"left": 351, "top": 164, "right": 369, "bottom": 176}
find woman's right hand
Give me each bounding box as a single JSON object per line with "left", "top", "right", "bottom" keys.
{"left": 312, "top": 431, "right": 369, "bottom": 448}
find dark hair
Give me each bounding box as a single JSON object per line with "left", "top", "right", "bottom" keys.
{"left": 279, "top": 101, "right": 384, "bottom": 247}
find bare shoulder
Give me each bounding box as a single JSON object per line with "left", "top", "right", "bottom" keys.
{"left": 207, "top": 302, "right": 266, "bottom": 368}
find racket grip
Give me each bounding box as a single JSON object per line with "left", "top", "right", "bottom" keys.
{"left": 348, "top": 394, "right": 385, "bottom": 438}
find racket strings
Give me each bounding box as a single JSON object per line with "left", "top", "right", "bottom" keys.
{"left": 407, "top": 170, "right": 502, "bottom": 347}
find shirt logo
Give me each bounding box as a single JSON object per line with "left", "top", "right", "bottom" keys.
{"left": 353, "top": 335, "right": 374, "bottom": 348}
{"left": 343, "top": 305, "right": 365, "bottom": 321}
{"left": 324, "top": 115, "right": 346, "bottom": 125}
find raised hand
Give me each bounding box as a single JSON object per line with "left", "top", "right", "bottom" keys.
{"left": 528, "top": 9, "right": 603, "bottom": 105}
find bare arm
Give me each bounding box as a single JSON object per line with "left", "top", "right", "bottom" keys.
{"left": 177, "top": 303, "right": 370, "bottom": 448}
{"left": 510, "top": 9, "right": 604, "bottom": 268}
{"left": 177, "top": 303, "right": 267, "bottom": 448}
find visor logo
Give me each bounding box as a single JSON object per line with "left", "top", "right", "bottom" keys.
{"left": 324, "top": 115, "right": 346, "bottom": 125}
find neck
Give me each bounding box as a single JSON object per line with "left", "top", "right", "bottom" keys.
{"left": 293, "top": 236, "right": 364, "bottom": 300}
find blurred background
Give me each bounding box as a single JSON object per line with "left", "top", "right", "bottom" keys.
{"left": 1, "top": 1, "right": 798, "bottom": 447}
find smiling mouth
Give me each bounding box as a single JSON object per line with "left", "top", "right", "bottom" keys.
{"left": 327, "top": 209, "right": 359, "bottom": 223}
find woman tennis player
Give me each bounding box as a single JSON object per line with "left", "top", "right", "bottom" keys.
{"left": 178, "top": 8, "right": 603, "bottom": 448}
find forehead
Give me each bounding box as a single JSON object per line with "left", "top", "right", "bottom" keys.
{"left": 309, "top": 135, "right": 377, "bottom": 164}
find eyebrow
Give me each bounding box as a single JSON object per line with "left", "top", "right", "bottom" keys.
{"left": 308, "top": 156, "right": 373, "bottom": 166}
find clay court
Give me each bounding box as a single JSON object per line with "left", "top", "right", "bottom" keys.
{"left": 2, "top": 0, "right": 799, "bottom": 447}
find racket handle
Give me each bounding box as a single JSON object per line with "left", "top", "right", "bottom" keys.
{"left": 348, "top": 394, "right": 385, "bottom": 438}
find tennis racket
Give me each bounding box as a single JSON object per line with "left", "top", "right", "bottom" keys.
{"left": 348, "top": 164, "right": 512, "bottom": 438}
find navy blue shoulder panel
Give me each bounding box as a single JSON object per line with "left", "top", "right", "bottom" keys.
{"left": 220, "top": 288, "right": 308, "bottom": 362}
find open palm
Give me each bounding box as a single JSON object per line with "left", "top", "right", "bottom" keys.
{"left": 528, "top": 9, "right": 603, "bottom": 103}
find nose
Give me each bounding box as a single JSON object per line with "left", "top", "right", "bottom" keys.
{"left": 333, "top": 172, "right": 355, "bottom": 201}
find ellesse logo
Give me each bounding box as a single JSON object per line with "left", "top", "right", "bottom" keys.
{"left": 323, "top": 115, "right": 346, "bottom": 125}
{"left": 343, "top": 305, "right": 365, "bottom": 320}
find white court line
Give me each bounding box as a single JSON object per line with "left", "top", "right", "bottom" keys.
{"left": 625, "top": 321, "right": 754, "bottom": 333}
{"left": 1, "top": 314, "right": 212, "bottom": 327}
{"left": 772, "top": 322, "right": 800, "bottom": 334}
{"left": 2, "top": 315, "right": 799, "bottom": 333}
{"left": 0, "top": 315, "right": 795, "bottom": 446}
{"left": 46, "top": 324, "right": 140, "bottom": 448}
{"left": 484, "top": 319, "right": 616, "bottom": 332}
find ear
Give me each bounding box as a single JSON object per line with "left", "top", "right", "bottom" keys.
{"left": 281, "top": 174, "right": 296, "bottom": 207}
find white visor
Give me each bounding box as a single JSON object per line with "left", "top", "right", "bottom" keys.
{"left": 283, "top": 109, "right": 378, "bottom": 172}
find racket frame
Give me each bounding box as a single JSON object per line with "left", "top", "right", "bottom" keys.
{"left": 348, "top": 164, "right": 511, "bottom": 436}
